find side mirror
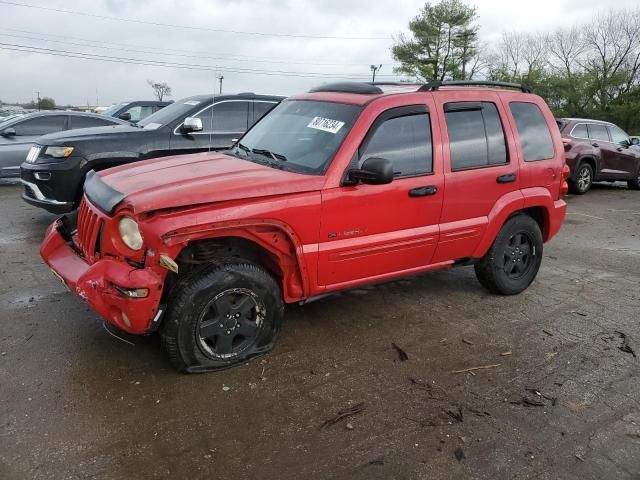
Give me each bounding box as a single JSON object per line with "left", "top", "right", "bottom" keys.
{"left": 630, "top": 137, "right": 639, "bottom": 146}
{"left": 118, "top": 112, "right": 132, "bottom": 121}
{"left": 1, "top": 127, "right": 16, "bottom": 137}
{"left": 181, "top": 117, "right": 203, "bottom": 133}
{"left": 348, "top": 157, "right": 394, "bottom": 185}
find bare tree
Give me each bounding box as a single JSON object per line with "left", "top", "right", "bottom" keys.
{"left": 147, "top": 80, "right": 172, "bottom": 101}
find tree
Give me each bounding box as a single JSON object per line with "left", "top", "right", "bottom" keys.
{"left": 39, "top": 97, "right": 56, "bottom": 110}
{"left": 392, "top": 0, "right": 480, "bottom": 81}
{"left": 147, "top": 80, "right": 172, "bottom": 101}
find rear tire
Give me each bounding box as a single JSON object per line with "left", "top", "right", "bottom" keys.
{"left": 569, "top": 163, "right": 593, "bottom": 194}
{"left": 161, "top": 261, "right": 284, "bottom": 373}
{"left": 474, "top": 214, "right": 543, "bottom": 295}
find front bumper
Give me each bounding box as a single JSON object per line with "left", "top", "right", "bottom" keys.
{"left": 40, "top": 219, "right": 164, "bottom": 334}
{"left": 20, "top": 156, "right": 85, "bottom": 213}
{"left": 20, "top": 179, "right": 75, "bottom": 214}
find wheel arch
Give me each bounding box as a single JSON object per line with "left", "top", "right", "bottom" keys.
{"left": 574, "top": 155, "right": 597, "bottom": 180}
{"left": 162, "top": 222, "right": 308, "bottom": 304}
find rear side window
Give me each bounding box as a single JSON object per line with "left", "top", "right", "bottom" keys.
{"left": 445, "top": 102, "right": 507, "bottom": 170}
{"left": 69, "top": 116, "right": 117, "bottom": 129}
{"left": 588, "top": 124, "right": 609, "bottom": 142}
{"left": 509, "top": 102, "right": 554, "bottom": 161}
{"left": 13, "top": 116, "right": 66, "bottom": 136}
{"left": 252, "top": 101, "right": 277, "bottom": 126}
{"left": 571, "top": 124, "right": 588, "bottom": 138}
{"left": 360, "top": 108, "right": 432, "bottom": 177}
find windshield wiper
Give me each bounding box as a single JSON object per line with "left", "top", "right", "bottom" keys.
{"left": 252, "top": 148, "right": 287, "bottom": 162}
{"left": 237, "top": 142, "right": 251, "bottom": 154}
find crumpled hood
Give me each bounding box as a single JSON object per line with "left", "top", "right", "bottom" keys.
{"left": 95, "top": 152, "right": 325, "bottom": 214}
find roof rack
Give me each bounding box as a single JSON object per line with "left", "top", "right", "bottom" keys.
{"left": 418, "top": 80, "right": 532, "bottom": 93}
{"left": 309, "top": 82, "right": 383, "bottom": 95}
{"left": 366, "top": 82, "right": 421, "bottom": 87}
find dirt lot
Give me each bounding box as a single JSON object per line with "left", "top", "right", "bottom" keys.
{"left": 1, "top": 183, "right": 639, "bottom": 480}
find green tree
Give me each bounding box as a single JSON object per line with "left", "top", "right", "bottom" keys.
{"left": 392, "top": 0, "right": 480, "bottom": 81}
{"left": 39, "top": 97, "right": 56, "bottom": 110}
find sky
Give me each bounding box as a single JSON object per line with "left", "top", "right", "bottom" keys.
{"left": 0, "top": 0, "right": 639, "bottom": 106}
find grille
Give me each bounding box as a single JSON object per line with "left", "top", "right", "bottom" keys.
{"left": 76, "top": 197, "right": 104, "bottom": 263}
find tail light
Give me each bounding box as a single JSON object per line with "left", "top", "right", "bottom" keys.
{"left": 560, "top": 164, "right": 570, "bottom": 196}
{"left": 562, "top": 138, "right": 572, "bottom": 152}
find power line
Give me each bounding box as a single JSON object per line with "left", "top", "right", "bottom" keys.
{"left": 0, "top": 28, "right": 400, "bottom": 68}
{"left": 0, "top": 0, "right": 390, "bottom": 41}
{"left": 0, "top": 42, "right": 400, "bottom": 79}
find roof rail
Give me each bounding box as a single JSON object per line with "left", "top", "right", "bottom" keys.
{"left": 418, "top": 80, "right": 532, "bottom": 93}
{"left": 309, "top": 82, "right": 383, "bottom": 95}
{"left": 366, "top": 82, "right": 421, "bottom": 87}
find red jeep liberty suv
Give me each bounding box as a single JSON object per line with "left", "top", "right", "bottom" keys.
{"left": 40, "top": 81, "right": 568, "bottom": 372}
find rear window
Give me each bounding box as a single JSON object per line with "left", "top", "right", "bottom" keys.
{"left": 445, "top": 102, "right": 507, "bottom": 170}
{"left": 509, "top": 102, "right": 554, "bottom": 161}
{"left": 571, "top": 124, "right": 588, "bottom": 138}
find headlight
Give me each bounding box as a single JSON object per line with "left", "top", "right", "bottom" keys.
{"left": 118, "top": 216, "right": 143, "bottom": 250}
{"left": 44, "top": 146, "right": 74, "bottom": 158}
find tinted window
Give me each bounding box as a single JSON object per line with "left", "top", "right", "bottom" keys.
{"left": 252, "top": 101, "right": 277, "bottom": 126}
{"left": 446, "top": 102, "right": 507, "bottom": 170}
{"left": 69, "top": 116, "right": 117, "bottom": 129}
{"left": 360, "top": 111, "right": 432, "bottom": 177}
{"left": 588, "top": 124, "right": 609, "bottom": 142}
{"left": 139, "top": 98, "right": 204, "bottom": 128}
{"left": 609, "top": 125, "right": 629, "bottom": 145}
{"left": 509, "top": 102, "right": 554, "bottom": 161}
{"left": 571, "top": 123, "right": 588, "bottom": 138}
{"left": 13, "top": 116, "right": 65, "bottom": 136}
{"left": 197, "top": 102, "right": 249, "bottom": 133}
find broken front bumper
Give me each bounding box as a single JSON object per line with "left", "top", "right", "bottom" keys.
{"left": 40, "top": 219, "right": 164, "bottom": 334}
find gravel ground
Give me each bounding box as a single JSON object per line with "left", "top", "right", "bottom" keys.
{"left": 1, "top": 183, "right": 639, "bottom": 480}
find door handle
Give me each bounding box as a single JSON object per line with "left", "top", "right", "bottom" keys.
{"left": 617, "top": 146, "right": 625, "bottom": 152}
{"left": 408, "top": 185, "right": 438, "bottom": 197}
{"left": 592, "top": 142, "right": 599, "bottom": 148}
{"left": 496, "top": 173, "right": 517, "bottom": 184}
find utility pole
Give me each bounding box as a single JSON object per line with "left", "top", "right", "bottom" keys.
{"left": 370, "top": 64, "right": 382, "bottom": 83}
{"left": 216, "top": 74, "right": 224, "bottom": 94}
{"left": 36, "top": 91, "right": 40, "bottom": 111}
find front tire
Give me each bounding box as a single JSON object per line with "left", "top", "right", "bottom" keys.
{"left": 569, "top": 163, "right": 593, "bottom": 194}
{"left": 161, "top": 261, "right": 284, "bottom": 373}
{"left": 628, "top": 170, "right": 640, "bottom": 190}
{"left": 474, "top": 214, "right": 543, "bottom": 295}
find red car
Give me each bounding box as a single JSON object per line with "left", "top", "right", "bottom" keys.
{"left": 40, "top": 80, "right": 568, "bottom": 372}
{"left": 557, "top": 118, "right": 640, "bottom": 194}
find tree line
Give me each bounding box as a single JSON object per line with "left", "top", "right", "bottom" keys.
{"left": 393, "top": 0, "right": 640, "bottom": 133}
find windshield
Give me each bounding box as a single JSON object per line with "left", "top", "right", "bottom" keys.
{"left": 102, "top": 103, "right": 127, "bottom": 116}
{"left": 231, "top": 100, "right": 361, "bottom": 174}
{"left": 138, "top": 98, "right": 205, "bottom": 129}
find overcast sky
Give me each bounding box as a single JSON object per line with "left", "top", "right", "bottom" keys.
{"left": 0, "top": 0, "right": 638, "bottom": 106}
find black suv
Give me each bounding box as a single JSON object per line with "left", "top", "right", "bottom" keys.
{"left": 20, "top": 93, "right": 283, "bottom": 213}
{"left": 102, "top": 100, "right": 172, "bottom": 123}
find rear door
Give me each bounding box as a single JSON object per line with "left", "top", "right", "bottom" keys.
{"left": 318, "top": 101, "right": 444, "bottom": 287}
{"left": 587, "top": 123, "right": 614, "bottom": 178}
{"left": 432, "top": 92, "right": 517, "bottom": 262}
{"left": 0, "top": 115, "right": 66, "bottom": 178}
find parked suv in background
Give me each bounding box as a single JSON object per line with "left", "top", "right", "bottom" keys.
{"left": 40, "top": 81, "right": 568, "bottom": 372}
{"left": 557, "top": 118, "right": 640, "bottom": 194}
{"left": 101, "top": 100, "right": 172, "bottom": 123}
{"left": 0, "top": 111, "right": 128, "bottom": 180}
{"left": 21, "top": 93, "right": 283, "bottom": 213}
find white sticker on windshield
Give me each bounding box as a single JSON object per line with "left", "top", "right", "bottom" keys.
{"left": 184, "top": 100, "right": 200, "bottom": 106}
{"left": 307, "top": 116, "right": 345, "bottom": 134}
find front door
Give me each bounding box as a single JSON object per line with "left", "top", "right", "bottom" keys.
{"left": 170, "top": 100, "right": 250, "bottom": 154}
{"left": 606, "top": 124, "right": 639, "bottom": 177}
{"left": 318, "top": 104, "right": 443, "bottom": 288}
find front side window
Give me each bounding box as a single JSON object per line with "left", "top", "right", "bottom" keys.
{"left": 13, "top": 116, "right": 65, "bottom": 136}
{"left": 509, "top": 102, "right": 554, "bottom": 161}
{"left": 445, "top": 102, "right": 507, "bottom": 170}
{"left": 359, "top": 108, "right": 432, "bottom": 177}
{"left": 230, "top": 100, "right": 361, "bottom": 174}
{"left": 196, "top": 102, "right": 250, "bottom": 133}
{"left": 124, "top": 105, "right": 155, "bottom": 122}
{"left": 588, "top": 124, "right": 609, "bottom": 142}
{"left": 609, "top": 125, "right": 629, "bottom": 145}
